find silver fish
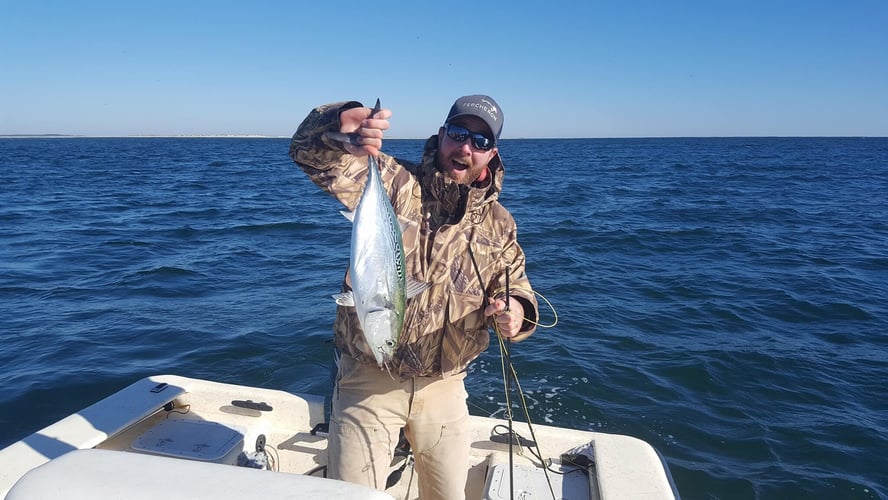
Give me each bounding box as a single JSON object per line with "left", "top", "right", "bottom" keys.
{"left": 333, "top": 154, "right": 428, "bottom": 366}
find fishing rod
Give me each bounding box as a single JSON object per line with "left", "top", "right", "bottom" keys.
{"left": 504, "top": 267, "right": 514, "bottom": 500}
{"left": 467, "top": 248, "right": 557, "bottom": 500}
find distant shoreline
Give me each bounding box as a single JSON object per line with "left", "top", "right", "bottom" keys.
{"left": 2, "top": 134, "right": 885, "bottom": 140}
{"left": 0, "top": 134, "right": 290, "bottom": 139}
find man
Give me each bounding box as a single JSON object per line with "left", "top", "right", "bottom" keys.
{"left": 289, "top": 95, "right": 537, "bottom": 499}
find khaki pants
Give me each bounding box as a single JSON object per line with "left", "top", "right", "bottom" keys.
{"left": 328, "top": 355, "right": 470, "bottom": 500}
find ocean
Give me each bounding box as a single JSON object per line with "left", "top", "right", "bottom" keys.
{"left": 1, "top": 136, "right": 885, "bottom": 499}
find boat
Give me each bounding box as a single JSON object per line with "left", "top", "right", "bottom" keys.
{"left": 0, "top": 374, "right": 680, "bottom": 499}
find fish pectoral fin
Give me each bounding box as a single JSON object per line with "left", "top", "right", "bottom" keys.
{"left": 333, "top": 292, "right": 355, "bottom": 307}
{"left": 340, "top": 210, "right": 355, "bottom": 223}
{"left": 405, "top": 279, "right": 431, "bottom": 300}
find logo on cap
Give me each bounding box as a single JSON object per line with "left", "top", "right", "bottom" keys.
{"left": 462, "top": 98, "right": 498, "bottom": 122}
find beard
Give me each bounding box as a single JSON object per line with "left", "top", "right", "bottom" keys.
{"left": 436, "top": 149, "right": 487, "bottom": 186}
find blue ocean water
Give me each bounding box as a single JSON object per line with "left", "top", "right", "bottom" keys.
{"left": 1, "top": 136, "right": 886, "bottom": 499}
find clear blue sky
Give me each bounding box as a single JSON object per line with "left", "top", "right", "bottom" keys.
{"left": 2, "top": 1, "right": 886, "bottom": 138}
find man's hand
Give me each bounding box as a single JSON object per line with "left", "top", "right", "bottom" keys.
{"left": 337, "top": 105, "right": 391, "bottom": 157}
{"left": 484, "top": 297, "right": 526, "bottom": 340}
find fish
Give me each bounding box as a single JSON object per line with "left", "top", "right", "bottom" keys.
{"left": 331, "top": 142, "right": 428, "bottom": 366}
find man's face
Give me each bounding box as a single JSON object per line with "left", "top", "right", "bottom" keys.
{"left": 436, "top": 116, "right": 498, "bottom": 185}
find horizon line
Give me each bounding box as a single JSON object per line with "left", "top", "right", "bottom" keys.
{"left": 2, "top": 134, "right": 886, "bottom": 140}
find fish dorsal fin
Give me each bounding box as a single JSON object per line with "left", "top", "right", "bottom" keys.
{"left": 333, "top": 292, "right": 355, "bottom": 307}
{"left": 405, "top": 279, "right": 430, "bottom": 300}
{"left": 340, "top": 210, "right": 355, "bottom": 223}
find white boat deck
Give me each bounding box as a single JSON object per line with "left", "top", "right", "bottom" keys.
{"left": 0, "top": 375, "right": 679, "bottom": 499}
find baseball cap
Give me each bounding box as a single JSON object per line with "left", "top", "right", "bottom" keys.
{"left": 445, "top": 95, "right": 503, "bottom": 140}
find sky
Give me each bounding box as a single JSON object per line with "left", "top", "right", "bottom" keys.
{"left": 1, "top": 1, "right": 886, "bottom": 138}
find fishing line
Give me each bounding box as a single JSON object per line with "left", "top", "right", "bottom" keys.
{"left": 488, "top": 286, "right": 559, "bottom": 329}
{"left": 492, "top": 320, "right": 557, "bottom": 499}
{"left": 467, "top": 247, "right": 558, "bottom": 500}
{"left": 501, "top": 268, "right": 515, "bottom": 499}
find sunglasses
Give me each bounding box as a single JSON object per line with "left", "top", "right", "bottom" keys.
{"left": 445, "top": 123, "right": 495, "bottom": 151}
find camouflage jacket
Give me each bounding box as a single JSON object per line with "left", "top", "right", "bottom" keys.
{"left": 289, "top": 101, "right": 537, "bottom": 379}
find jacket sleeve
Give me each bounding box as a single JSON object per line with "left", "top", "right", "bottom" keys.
{"left": 288, "top": 101, "right": 370, "bottom": 211}
{"left": 490, "top": 211, "right": 538, "bottom": 342}
{"left": 502, "top": 243, "right": 538, "bottom": 342}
